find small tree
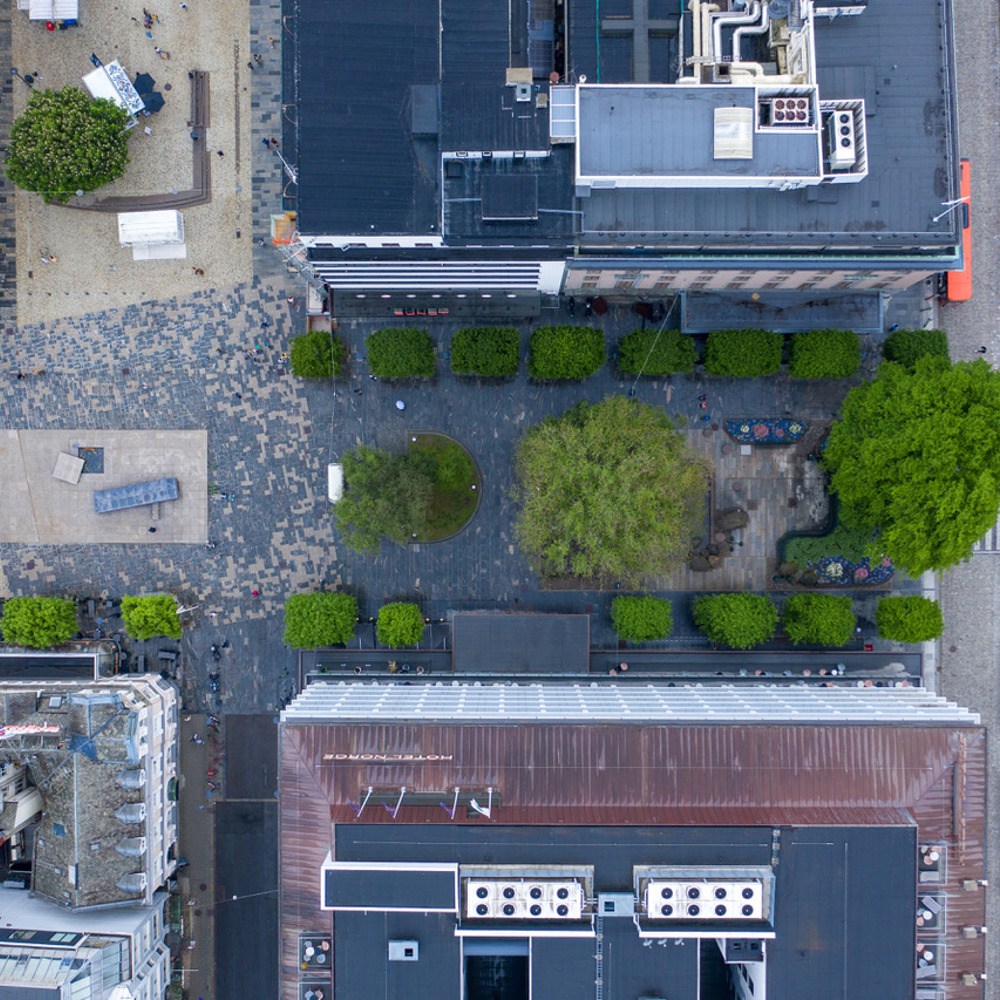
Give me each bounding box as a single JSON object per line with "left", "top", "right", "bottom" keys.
{"left": 332, "top": 446, "right": 434, "bottom": 553}
{"left": 283, "top": 592, "right": 357, "bottom": 648}
{"left": 366, "top": 327, "right": 436, "bottom": 378}
{"left": 692, "top": 593, "right": 778, "bottom": 649}
{"left": 528, "top": 325, "right": 605, "bottom": 380}
{"left": 450, "top": 327, "right": 520, "bottom": 377}
{"left": 617, "top": 328, "right": 697, "bottom": 376}
{"left": 376, "top": 602, "right": 425, "bottom": 647}
{"left": 5, "top": 88, "right": 131, "bottom": 204}
{"left": 703, "top": 329, "right": 783, "bottom": 377}
{"left": 875, "top": 596, "right": 944, "bottom": 643}
{"left": 1, "top": 596, "right": 77, "bottom": 649}
{"left": 121, "top": 595, "right": 183, "bottom": 641}
{"left": 782, "top": 594, "right": 855, "bottom": 646}
{"left": 789, "top": 329, "right": 861, "bottom": 379}
{"left": 290, "top": 329, "right": 343, "bottom": 378}
{"left": 882, "top": 328, "right": 950, "bottom": 369}
{"left": 611, "top": 595, "right": 673, "bottom": 642}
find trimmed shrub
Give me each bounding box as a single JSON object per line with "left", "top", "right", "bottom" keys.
{"left": 875, "top": 595, "right": 944, "bottom": 643}
{"left": 617, "top": 327, "right": 697, "bottom": 376}
{"left": 782, "top": 594, "right": 855, "bottom": 646}
{"left": 290, "top": 328, "right": 343, "bottom": 378}
{"left": 0, "top": 596, "right": 78, "bottom": 649}
{"left": 376, "top": 602, "right": 426, "bottom": 647}
{"left": 784, "top": 523, "right": 875, "bottom": 566}
{"left": 703, "top": 329, "right": 783, "bottom": 377}
{"left": 528, "top": 325, "right": 605, "bottom": 380}
{"left": 283, "top": 592, "right": 357, "bottom": 648}
{"left": 366, "top": 327, "right": 436, "bottom": 378}
{"left": 121, "top": 595, "right": 183, "bottom": 641}
{"left": 450, "top": 326, "right": 520, "bottom": 377}
{"left": 789, "top": 329, "right": 861, "bottom": 379}
{"left": 611, "top": 595, "right": 673, "bottom": 642}
{"left": 882, "top": 328, "right": 950, "bottom": 369}
{"left": 692, "top": 593, "right": 778, "bottom": 649}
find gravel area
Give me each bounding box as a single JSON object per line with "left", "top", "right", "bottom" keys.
{"left": 11, "top": 0, "right": 252, "bottom": 324}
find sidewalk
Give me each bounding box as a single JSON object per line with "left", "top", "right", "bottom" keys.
{"left": 177, "top": 713, "right": 221, "bottom": 1000}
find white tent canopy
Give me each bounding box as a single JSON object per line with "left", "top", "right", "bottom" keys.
{"left": 23, "top": 0, "right": 77, "bottom": 21}
{"left": 82, "top": 61, "right": 145, "bottom": 114}
{"left": 118, "top": 211, "right": 184, "bottom": 247}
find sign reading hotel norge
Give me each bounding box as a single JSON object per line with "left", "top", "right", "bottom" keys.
{"left": 323, "top": 752, "right": 454, "bottom": 762}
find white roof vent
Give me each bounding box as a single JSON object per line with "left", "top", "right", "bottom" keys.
{"left": 645, "top": 880, "right": 763, "bottom": 920}
{"left": 714, "top": 107, "right": 754, "bottom": 160}
{"left": 388, "top": 940, "right": 419, "bottom": 962}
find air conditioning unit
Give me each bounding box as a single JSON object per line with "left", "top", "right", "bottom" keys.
{"left": 465, "top": 880, "right": 584, "bottom": 920}
{"left": 644, "top": 881, "right": 763, "bottom": 921}
{"left": 827, "top": 110, "right": 857, "bottom": 169}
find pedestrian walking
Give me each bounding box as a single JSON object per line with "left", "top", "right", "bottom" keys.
{"left": 253, "top": 53, "right": 263, "bottom": 65}
{"left": 217, "top": 150, "right": 224, "bottom": 157}
{"left": 192, "top": 267, "right": 205, "bottom": 275}
{"left": 234, "top": 392, "right": 242, "bottom": 400}
{"left": 252, "top": 589, "right": 260, "bottom": 597}
{"left": 190, "top": 131, "right": 199, "bottom": 140}
{"left": 256, "top": 238, "right": 265, "bottom": 246}
{"left": 247, "top": 60, "right": 255, "bottom": 71}
{"left": 977, "top": 346, "right": 987, "bottom": 354}
{"left": 148, "top": 527, "right": 158, "bottom": 533}
{"left": 261, "top": 138, "right": 270, "bottom": 148}
{"left": 209, "top": 611, "right": 219, "bottom": 618}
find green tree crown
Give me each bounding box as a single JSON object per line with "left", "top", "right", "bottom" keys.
{"left": 782, "top": 593, "right": 855, "bottom": 646}
{"left": 528, "top": 325, "right": 605, "bottom": 380}
{"left": 703, "top": 329, "right": 783, "bottom": 377}
{"left": 332, "top": 446, "right": 434, "bottom": 553}
{"left": 5, "top": 88, "right": 131, "bottom": 204}
{"left": 121, "top": 595, "right": 183, "bottom": 641}
{"left": 823, "top": 356, "right": 1000, "bottom": 574}
{"left": 450, "top": 327, "right": 520, "bottom": 377}
{"left": 692, "top": 593, "right": 778, "bottom": 649}
{"left": 365, "top": 327, "right": 436, "bottom": 378}
{"left": 290, "top": 329, "right": 343, "bottom": 378}
{"left": 617, "top": 328, "right": 697, "bottom": 376}
{"left": 611, "top": 595, "right": 673, "bottom": 642}
{"left": 788, "top": 329, "right": 861, "bottom": 379}
{"left": 1, "top": 596, "right": 78, "bottom": 649}
{"left": 875, "top": 595, "right": 944, "bottom": 643}
{"left": 376, "top": 602, "right": 425, "bottom": 647}
{"left": 514, "top": 397, "right": 709, "bottom": 584}
{"left": 283, "top": 592, "right": 357, "bottom": 648}
{"left": 882, "top": 328, "right": 950, "bottom": 369}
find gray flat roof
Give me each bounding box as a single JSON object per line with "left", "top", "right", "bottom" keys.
{"left": 577, "top": 86, "right": 820, "bottom": 179}
{"left": 451, "top": 614, "right": 590, "bottom": 673}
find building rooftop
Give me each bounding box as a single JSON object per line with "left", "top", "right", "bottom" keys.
{"left": 278, "top": 681, "right": 987, "bottom": 1000}
{"left": 0, "top": 677, "right": 175, "bottom": 909}
{"left": 294, "top": 0, "right": 960, "bottom": 258}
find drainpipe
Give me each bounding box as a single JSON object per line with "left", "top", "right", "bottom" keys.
{"left": 691, "top": 0, "right": 703, "bottom": 60}
{"left": 733, "top": 1, "right": 770, "bottom": 61}
{"left": 711, "top": 2, "right": 761, "bottom": 61}
{"left": 702, "top": 3, "right": 719, "bottom": 69}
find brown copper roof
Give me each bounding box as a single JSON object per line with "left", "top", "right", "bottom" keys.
{"left": 279, "top": 721, "right": 987, "bottom": 999}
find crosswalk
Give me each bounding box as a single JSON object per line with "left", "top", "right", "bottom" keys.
{"left": 972, "top": 522, "right": 1000, "bottom": 553}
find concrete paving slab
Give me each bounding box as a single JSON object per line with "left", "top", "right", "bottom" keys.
{"left": 0, "top": 428, "right": 206, "bottom": 543}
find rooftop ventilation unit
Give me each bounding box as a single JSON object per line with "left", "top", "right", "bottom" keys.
{"left": 465, "top": 880, "right": 584, "bottom": 920}
{"left": 827, "top": 109, "right": 857, "bottom": 169}
{"left": 644, "top": 881, "right": 763, "bottom": 921}
{"left": 598, "top": 893, "right": 635, "bottom": 917}
{"left": 515, "top": 83, "right": 532, "bottom": 103}
{"left": 762, "top": 97, "right": 812, "bottom": 128}
{"left": 388, "top": 941, "right": 419, "bottom": 962}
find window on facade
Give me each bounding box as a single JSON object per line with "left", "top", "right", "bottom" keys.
{"left": 616, "top": 280, "right": 634, "bottom": 290}
{"left": 726, "top": 281, "right": 743, "bottom": 290}
{"left": 581, "top": 281, "right": 598, "bottom": 289}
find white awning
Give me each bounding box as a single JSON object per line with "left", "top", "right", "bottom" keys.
{"left": 27, "top": 0, "right": 77, "bottom": 19}
{"left": 117, "top": 210, "right": 184, "bottom": 246}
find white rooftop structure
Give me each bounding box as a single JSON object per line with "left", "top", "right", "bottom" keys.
{"left": 282, "top": 681, "right": 980, "bottom": 725}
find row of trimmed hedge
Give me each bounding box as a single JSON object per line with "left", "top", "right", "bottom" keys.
{"left": 283, "top": 592, "right": 427, "bottom": 648}
{"left": 355, "top": 326, "right": 865, "bottom": 380}
{"left": 612, "top": 593, "right": 942, "bottom": 647}
{"left": 292, "top": 325, "right": 947, "bottom": 381}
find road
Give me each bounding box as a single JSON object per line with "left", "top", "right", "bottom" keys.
{"left": 938, "top": 1, "right": 1000, "bottom": 993}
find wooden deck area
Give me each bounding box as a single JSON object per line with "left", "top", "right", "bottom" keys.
{"left": 657, "top": 421, "right": 833, "bottom": 592}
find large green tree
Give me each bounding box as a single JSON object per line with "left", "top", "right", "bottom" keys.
{"left": 1, "top": 596, "right": 78, "bottom": 648}
{"left": 283, "top": 592, "right": 357, "bottom": 648}
{"left": 332, "top": 446, "right": 434, "bottom": 553}
{"left": 692, "top": 593, "right": 778, "bottom": 649}
{"left": 823, "top": 356, "right": 1000, "bottom": 575}
{"left": 121, "top": 595, "right": 183, "bottom": 641}
{"left": 514, "top": 397, "right": 709, "bottom": 583}
{"left": 5, "top": 88, "right": 130, "bottom": 204}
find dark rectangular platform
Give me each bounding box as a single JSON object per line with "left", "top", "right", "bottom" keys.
{"left": 452, "top": 613, "right": 589, "bottom": 673}
{"left": 93, "top": 477, "right": 178, "bottom": 513}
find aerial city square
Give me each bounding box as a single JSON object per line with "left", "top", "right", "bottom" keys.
{"left": 0, "top": 0, "right": 995, "bottom": 998}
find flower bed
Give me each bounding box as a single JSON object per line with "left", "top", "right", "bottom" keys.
{"left": 815, "top": 555, "right": 894, "bottom": 587}
{"left": 725, "top": 418, "right": 806, "bottom": 444}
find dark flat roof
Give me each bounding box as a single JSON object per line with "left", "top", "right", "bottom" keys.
{"left": 330, "top": 824, "right": 916, "bottom": 1000}
{"left": 452, "top": 613, "right": 590, "bottom": 673}
{"left": 294, "top": 0, "right": 959, "bottom": 254}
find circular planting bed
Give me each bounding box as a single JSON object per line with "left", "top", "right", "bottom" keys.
{"left": 407, "top": 433, "right": 481, "bottom": 542}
